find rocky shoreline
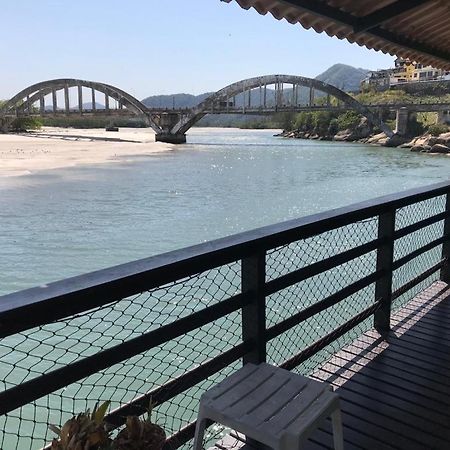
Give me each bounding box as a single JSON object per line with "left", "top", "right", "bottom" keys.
{"left": 277, "top": 119, "right": 450, "bottom": 154}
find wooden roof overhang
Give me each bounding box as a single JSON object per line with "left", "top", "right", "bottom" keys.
{"left": 223, "top": 0, "right": 450, "bottom": 70}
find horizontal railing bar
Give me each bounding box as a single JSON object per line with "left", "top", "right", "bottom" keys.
{"left": 393, "top": 211, "right": 449, "bottom": 240}
{"left": 265, "top": 238, "right": 383, "bottom": 296}
{"left": 1, "top": 182, "right": 449, "bottom": 335}
{"left": 105, "top": 341, "right": 251, "bottom": 428}
{"left": 266, "top": 270, "right": 383, "bottom": 341}
{"left": 280, "top": 301, "right": 381, "bottom": 371}
{"left": 392, "top": 258, "right": 446, "bottom": 301}
{"left": 393, "top": 235, "right": 449, "bottom": 271}
{"left": 0, "top": 293, "right": 247, "bottom": 416}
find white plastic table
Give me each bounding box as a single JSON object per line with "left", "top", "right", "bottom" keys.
{"left": 194, "top": 363, "right": 343, "bottom": 450}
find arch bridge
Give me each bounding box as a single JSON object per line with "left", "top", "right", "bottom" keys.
{"left": 0, "top": 76, "right": 396, "bottom": 143}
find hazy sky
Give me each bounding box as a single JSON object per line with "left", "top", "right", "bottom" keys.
{"left": 1, "top": 0, "right": 395, "bottom": 100}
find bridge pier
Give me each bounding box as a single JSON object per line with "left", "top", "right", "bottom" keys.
{"left": 153, "top": 112, "right": 187, "bottom": 144}
{"left": 395, "top": 107, "right": 410, "bottom": 136}
{"left": 155, "top": 133, "right": 186, "bottom": 144}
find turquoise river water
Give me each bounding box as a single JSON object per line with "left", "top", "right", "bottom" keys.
{"left": 1, "top": 127, "right": 450, "bottom": 449}
{"left": 1, "top": 128, "right": 449, "bottom": 296}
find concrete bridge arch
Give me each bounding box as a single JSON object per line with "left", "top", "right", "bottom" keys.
{"left": 166, "top": 74, "right": 394, "bottom": 142}
{"left": 0, "top": 78, "right": 161, "bottom": 133}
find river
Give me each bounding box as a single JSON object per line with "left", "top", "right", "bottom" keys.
{"left": 1, "top": 127, "right": 449, "bottom": 296}
{"left": 1, "top": 127, "right": 450, "bottom": 449}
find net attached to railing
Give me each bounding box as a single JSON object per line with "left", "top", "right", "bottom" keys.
{"left": 0, "top": 263, "right": 242, "bottom": 450}
{"left": 265, "top": 217, "right": 379, "bottom": 375}
{"left": 0, "top": 189, "right": 448, "bottom": 450}
{"left": 393, "top": 194, "right": 447, "bottom": 310}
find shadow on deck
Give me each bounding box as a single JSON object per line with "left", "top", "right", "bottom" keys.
{"left": 214, "top": 280, "right": 450, "bottom": 450}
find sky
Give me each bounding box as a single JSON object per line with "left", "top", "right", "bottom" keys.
{"left": 0, "top": 0, "right": 395, "bottom": 100}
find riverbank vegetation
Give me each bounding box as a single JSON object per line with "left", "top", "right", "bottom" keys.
{"left": 278, "top": 89, "right": 450, "bottom": 153}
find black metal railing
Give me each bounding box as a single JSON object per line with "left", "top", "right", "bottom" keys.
{"left": 0, "top": 181, "right": 449, "bottom": 449}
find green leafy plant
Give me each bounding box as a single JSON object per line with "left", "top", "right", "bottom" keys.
{"left": 49, "top": 400, "right": 166, "bottom": 450}
{"left": 49, "top": 401, "right": 112, "bottom": 450}
{"left": 428, "top": 123, "right": 449, "bottom": 136}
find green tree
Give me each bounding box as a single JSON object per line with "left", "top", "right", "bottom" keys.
{"left": 336, "top": 111, "right": 361, "bottom": 131}
{"left": 10, "top": 117, "right": 42, "bottom": 131}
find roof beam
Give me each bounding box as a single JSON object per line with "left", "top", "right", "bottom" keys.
{"left": 353, "top": 0, "right": 432, "bottom": 33}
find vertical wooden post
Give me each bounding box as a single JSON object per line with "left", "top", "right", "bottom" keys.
{"left": 242, "top": 252, "right": 266, "bottom": 365}
{"left": 441, "top": 193, "right": 450, "bottom": 283}
{"left": 374, "top": 210, "right": 396, "bottom": 335}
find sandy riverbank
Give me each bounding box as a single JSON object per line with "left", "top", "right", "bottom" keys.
{"left": 0, "top": 127, "right": 173, "bottom": 177}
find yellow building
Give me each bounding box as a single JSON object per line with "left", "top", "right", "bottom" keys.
{"left": 389, "top": 58, "right": 415, "bottom": 85}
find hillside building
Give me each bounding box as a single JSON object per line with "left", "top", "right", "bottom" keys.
{"left": 361, "top": 57, "right": 450, "bottom": 90}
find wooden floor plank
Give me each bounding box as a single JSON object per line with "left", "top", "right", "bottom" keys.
{"left": 343, "top": 340, "right": 450, "bottom": 390}
{"left": 322, "top": 357, "right": 450, "bottom": 406}
{"left": 346, "top": 336, "right": 450, "bottom": 378}
{"left": 365, "top": 330, "right": 450, "bottom": 367}
{"left": 316, "top": 367, "right": 450, "bottom": 429}
{"left": 312, "top": 281, "right": 450, "bottom": 450}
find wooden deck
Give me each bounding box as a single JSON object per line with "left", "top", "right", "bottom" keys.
{"left": 212, "top": 280, "right": 450, "bottom": 450}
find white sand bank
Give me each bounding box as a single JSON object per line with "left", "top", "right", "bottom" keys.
{"left": 0, "top": 127, "right": 173, "bottom": 177}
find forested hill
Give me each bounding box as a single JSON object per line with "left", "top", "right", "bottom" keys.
{"left": 140, "top": 64, "right": 369, "bottom": 108}
{"left": 315, "top": 64, "right": 369, "bottom": 92}
{"left": 141, "top": 92, "right": 212, "bottom": 109}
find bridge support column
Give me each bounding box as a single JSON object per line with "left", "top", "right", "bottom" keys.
{"left": 154, "top": 112, "right": 187, "bottom": 144}
{"left": 155, "top": 133, "right": 186, "bottom": 144}
{"left": 395, "top": 107, "right": 410, "bottom": 136}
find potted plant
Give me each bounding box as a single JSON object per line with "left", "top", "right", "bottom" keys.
{"left": 49, "top": 401, "right": 112, "bottom": 450}
{"left": 48, "top": 400, "right": 166, "bottom": 450}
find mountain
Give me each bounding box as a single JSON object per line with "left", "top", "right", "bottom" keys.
{"left": 315, "top": 63, "right": 369, "bottom": 93}
{"left": 141, "top": 93, "right": 212, "bottom": 109}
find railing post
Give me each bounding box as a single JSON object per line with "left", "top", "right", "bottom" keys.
{"left": 242, "top": 252, "right": 266, "bottom": 365}
{"left": 441, "top": 193, "right": 450, "bottom": 283}
{"left": 374, "top": 210, "right": 396, "bottom": 335}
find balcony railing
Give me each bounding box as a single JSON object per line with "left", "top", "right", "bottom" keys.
{"left": 0, "top": 181, "right": 449, "bottom": 449}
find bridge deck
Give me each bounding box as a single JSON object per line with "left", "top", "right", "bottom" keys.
{"left": 211, "top": 280, "right": 450, "bottom": 450}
